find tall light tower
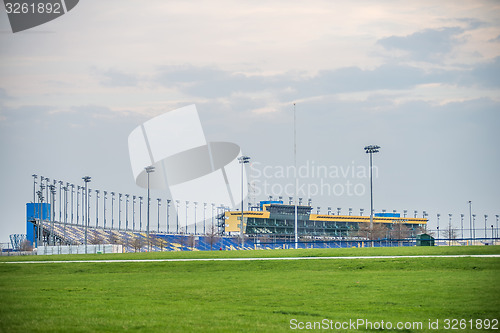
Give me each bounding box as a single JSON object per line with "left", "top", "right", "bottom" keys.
{"left": 460, "top": 214, "right": 464, "bottom": 239}
{"left": 437, "top": 213, "right": 441, "bottom": 240}
{"left": 364, "top": 145, "right": 380, "bottom": 235}
{"left": 422, "top": 211, "right": 428, "bottom": 233}
{"left": 76, "top": 186, "right": 80, "bottom": 225}
{"left": 157, "top": 198, "right": 161, "bottom": 232}
{"left": 70, "top": 184, "right": 74, "bottom": 224}
{"left": 36, "top": 188, "right": 44, "bottom": 246}
{"left": 468, "top": 201, "right": 472, "bottom": 240}
{"left": 125, "top": 194, "right": 130, "bottom": 230}
{"left": 203, "top": 202, "right": 207, "bottom": 234}
{"left": 472, "top": 214, "right": 476, "bottom": 242}
{"left": 103, "top": 191, "right": 107, "bottom": 229}
{"left": 185, "top": 201, "right": 189, "bottom": 234}
{"left": 58, "top": 180, "right": 63, "bottom": 222}
{"left": 211, "top": 203, "right": 215, "bottom": 230}
{"left": 496, "top": 215, "right": 499, "bottom": 240}
{"left": 484, "top": 215, "right": 488, "bottom": 238}
{"left": 166, "top": 199, "right": 171, "bottom": 234}
{"left": 139, "top": 196, "right": 143, "bottom": 231}
{"left": 238, "top": 155, "right": 251, "bottom": 247}
{"left": 63, "top": 185, "right": 68, "bottom": 240}
{"left": 95, "top": 189, "right": 100, "bottom": 228}
{"left": 118, "top": 193, "right": 122, "bottom": 230}
{"left": 132, "top": 195, "right": 136, "bottom": 231}
{"left": 145, "top": 165, "right": 155, "bottom": 251}
{"left": 448, "top": 214, "right": 453, "bottom": 240}
{"left": 82, "top": 176, "right": 91, "bottom": 254}
{"left": 80, "top": 185, "right": 84, "bottom": 225}
{"left": 110, "top": 192, "right": 115, "bottom": 229}
{"left": 193, "top": 201, "right": 198, "bottom": 235}
{"left": 50, "top": 185, "right": 56, "bottom": 245}
{"left": 176, "top": 200, "right": 180, "bottom": 233}
{"left": 32, "top": 174, "right": 37, "bottom": 214}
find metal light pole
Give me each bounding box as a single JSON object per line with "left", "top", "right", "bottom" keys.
{"left": 193, "top": 201, "right": 198, "bottom": 235}
{"left": 185, "top": 201, "right": 189, "bottom": 234}
{"left": 472, "top": 214, "right": 476, "bottom": 242}
{"left": 31, "top": 174, "right": 38, "bottom": 246}
{"left": 139, "top": 196, "right": 143, "bottom": 231}
{"left": 423, "top": 211, "right": 428, "bottom": 232}
{"left": 88, "top": 189, "right": 92, "bottom": 226}
{"left": 82, "top": 176, "right": 91, "bottom": 254}
{"left": 70, "top": 184, "right": 74, "bottom": 224}
{"left": 65, "top": 182, "right": 69, "bottom": 224}
{"left": 118, "top": 193, "right": 122, "bottom": 230}
{"left": 484, "top": 215, "right": 488, "bottom": 238}
{"left": 80, "top": 184, "right": 84, "bottom": 226}
{"left": 40, "top": 177, "right": 46, "bottom": 245}
{"left": 460, "top": 214, "right": 464, "bottom": 239}
{"left": 36, "top": 188, "right": 44, "bottom": 246}
{"left": 157, "top": 198, "right": 161, "bottom": 232}
{"left": 50, "top": 185, "right": 56, "bottom": 245}
{"left": 448, "top": 214, "right": 453, "bottom": 242}
{"left": 203, "top": 203, "right": 207, "bottom": 234}
{"left": 103, "top": 191, "right": 107, "bottom": 229}
{"left": 496, "top": 215, "right": 499, "bottom": 240}
{"left": 45, "top": 179, "right": 50, "bottom": 215}
{"left": 145, "top": 165, "right": 155, "bottom": 251}
{"left": 63, "top": 185, "right": 68, "bottom": 240}
{"left": 167, "top": 200, "right": 171, "bottom": 234}
{"left": 468, "top": 201, "right": 472, "bottom": 240}
{"left": 364, "top": 145, "right": 380, "bottom": 236}
{"left": 437, "top": 214, "right": 440, "bottom": 240}
{"left": 111, "top": 192, "right": 115, "bottom": 229}
{"left": 238, "top": 156, "right": 250, "bottom": 247}
{"left": 176, "top": 200, "right": 180, "bottom": 234}
{"left": 125, "top": 194, "right": 129, "bottom": 230}
{"left": 95, "top": 190, "right": 100, "bottom": 228}
{"left": 211, "top": 203, "right": 215, "bottom": 230}
{"left": 293, "top": 103, "right": 298, "bottom": 249}
{"left": 58, "top": 180, "right": 63, "bottom": 222}
{"left": 132, "top": 195, "right": 136, "bottom": 231}
{"left": 32, "top": 174, "right": 37, "bottom": 215}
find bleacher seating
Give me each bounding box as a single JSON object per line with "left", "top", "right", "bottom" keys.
{"left": 41, "top": 222, "right": 417, "bottom": 252}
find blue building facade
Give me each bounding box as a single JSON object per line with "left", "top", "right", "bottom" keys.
{"left": 26, "top": 203, "right": 51, "bottom": 246}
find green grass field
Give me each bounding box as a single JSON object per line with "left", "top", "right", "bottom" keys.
{"left": 1, "top": 246, "right": 499, "bottom": 332}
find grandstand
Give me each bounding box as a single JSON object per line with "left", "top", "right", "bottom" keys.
{"left": 24, "top": 198, "right": 433, "bottom": 254}
{"left": 26, "top": 217, "right": 423, "bottom": 254}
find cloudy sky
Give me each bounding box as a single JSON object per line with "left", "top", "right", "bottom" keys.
{"left": 1, "top": 1, "right": 499, "bottom": 242}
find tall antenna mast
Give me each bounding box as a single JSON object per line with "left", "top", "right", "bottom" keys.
{"left": 294, "top": 103, "right": 298, "bottom": 249}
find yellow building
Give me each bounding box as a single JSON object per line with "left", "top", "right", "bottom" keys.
{"left": 225, "top": 202, "right": 427, "bottom": 240}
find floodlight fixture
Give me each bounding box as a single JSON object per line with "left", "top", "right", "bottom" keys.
{"left": 145, "top": 165, "right": 155, "bottom": 250}
{"left": 238, "top": 155, "right": 251, "bottom": 247}
{"left": 82, "top": 176, "right": 91, "bottom": 254}
{"left": 364, "top": 144, "right": 381, "bottom": 235}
